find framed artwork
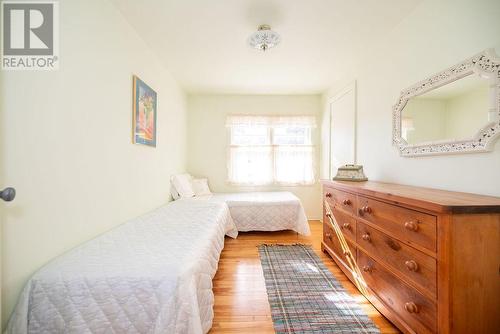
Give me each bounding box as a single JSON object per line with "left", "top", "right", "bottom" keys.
{"left": 133, "top": 75, "right": 157, "bottom": 147}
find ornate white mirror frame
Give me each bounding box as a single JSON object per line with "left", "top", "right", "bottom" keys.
{"left": 393, "top": 49, "right": 500, "bottom": 156}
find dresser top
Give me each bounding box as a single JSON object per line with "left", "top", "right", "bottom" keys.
{"left": 321, "top": 180, "right": 500, "bottom": 214}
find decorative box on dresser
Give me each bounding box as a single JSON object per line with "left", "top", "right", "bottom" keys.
{"left": 321, "top": 180, "right": 500, "bottom": 334}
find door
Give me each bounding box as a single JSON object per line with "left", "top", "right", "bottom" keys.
{"left": 328, "top": 82, "right": 357, "bottom": 178}
{"left": 0, "top": 187, "right": 16, "bottom": 326}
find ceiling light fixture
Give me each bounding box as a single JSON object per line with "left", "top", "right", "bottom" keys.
{"left": 247, "top": 24, "right": 281, "bottom": 51}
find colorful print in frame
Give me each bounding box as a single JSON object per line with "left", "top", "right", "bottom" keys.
{"left": 133, "top": 76, "right": 157, "bottom": 147}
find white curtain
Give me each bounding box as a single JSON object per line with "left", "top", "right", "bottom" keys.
{"left": 227, "top": 115, "right": 316, "bottom": 185}
{"left": 226, "top": 115, "right": 317, "bottom": 128}
{"left": 228, "top": 146, "right": 273, "bottom": 185}
{"left": 274, "top": 146, "right": 315, "bottom": 185}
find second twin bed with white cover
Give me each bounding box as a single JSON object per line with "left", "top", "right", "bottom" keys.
{"left": 170, "top": 173, "right": 311, "bottom": 236}
{"left": 188, "top": 191, "right": 310, "bottom": 236}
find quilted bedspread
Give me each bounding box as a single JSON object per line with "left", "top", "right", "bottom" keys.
{"left": 6, "top": 200, "right": 238, "bottom": 334}
{"left": 190, "top": 192, "right": 310, "bottom": 235}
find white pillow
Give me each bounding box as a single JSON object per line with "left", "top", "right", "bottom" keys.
{"left": 170, "top": 185, "right": 180, "bottom": 200}
{"left": 192, "top": 178, "right": 211, "bottom": 196}
{"left": 170, "top": 174, "right": 195, "bottom": 198}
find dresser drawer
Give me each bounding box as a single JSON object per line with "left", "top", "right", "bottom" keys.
{"left": 323, "top": 221, "right": 356, "bottom": 266}
{"left": 332, "top": 207, "right": 356, "bottom": 242}
{"left": 358, "top": 250, "right": 437, "bottom": 334}
{"left": 357, "top": 222, "right": 437, "bottom": 298}
{"left": 324, "top": 188, "right": 356, "bottom": 215}
{"left": 357, "top": 196, "right": 437, "bottom": 252}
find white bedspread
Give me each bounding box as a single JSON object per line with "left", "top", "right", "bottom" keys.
{"left": 190, "top": 191, "right": 310, "bottom": 235}
{"left": 6, "top": 200, "right": 238, "bottom": 334}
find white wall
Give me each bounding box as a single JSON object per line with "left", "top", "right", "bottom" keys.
{"left": 187, "top": 94, "right": 322, "bottom": 219}
{"left": 0, "top": 0, "right": 187, "bottom": 327}
{"left": 322, "top": 0, "right": 500, "bottom": 197}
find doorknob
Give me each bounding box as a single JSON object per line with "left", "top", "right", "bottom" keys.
{"left": 0, "top": 187, "right": 16, "bottom": 202}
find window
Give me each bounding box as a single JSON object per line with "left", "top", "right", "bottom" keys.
{"left": 226, "top": 116, "right": 316, "bottom": 185}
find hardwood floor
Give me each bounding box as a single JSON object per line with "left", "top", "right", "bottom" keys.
{"left": 210, "top": 220, "right": 400, "bottom": 333}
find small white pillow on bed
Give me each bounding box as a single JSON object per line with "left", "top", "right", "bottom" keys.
{"left": 170, "top": 174, "right": 195, "bottom": 198}
{"left": 170, "top": 185, "right": 180, "bottom": 200}
{"left": 192, "top": 178, "right": 211, "bottom": 196}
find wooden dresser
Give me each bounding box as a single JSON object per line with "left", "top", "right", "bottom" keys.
{"left": 321, "top": 180, "right": 500, "bottom": 334}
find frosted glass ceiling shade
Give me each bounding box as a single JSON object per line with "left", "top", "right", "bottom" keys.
{"left": 247, "top": 24, "right": 281, "bottom": 51}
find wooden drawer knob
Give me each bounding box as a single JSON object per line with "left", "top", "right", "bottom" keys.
{"left": 342, "top": 199, "right": 351, "bottom": 205}
{"left": 404, "top": 221, "right": 419, "bottom": 232}
{"left": 359, "top": 206, "right": 372, "bottom": 215}
{"left": 325, "top": 232, "right": 332, "bottom": 239}
{"left": 362, "top": 233, "right": 371, "bottom": 242}
{"left": 405, "top": 260, "right": 419, "bottom": 272}
{"left": 362, "top": 265, "right": 372, "bottom": 272}
{"left": 325, "top": 192, "right": 332, "bottom": 198}
{"left": 404, "top": 302, "right": 419, "bottom": 314}
{"left": 342, "top": 222, "right": 350, "bottom": 229}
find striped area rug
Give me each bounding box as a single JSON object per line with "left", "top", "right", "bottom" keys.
{"left": 258, "top": 244, "right": 380, "bottom": 334}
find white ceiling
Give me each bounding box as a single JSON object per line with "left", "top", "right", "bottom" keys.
{"left": 111, "top": 0, "right": 422, "bottom": 94}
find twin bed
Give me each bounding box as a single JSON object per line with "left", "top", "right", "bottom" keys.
{"left": 190, "top": 191, "right": 310, "bottom": 235}
{"left": 7, "top": 191, "right": 309, "bottom": 333}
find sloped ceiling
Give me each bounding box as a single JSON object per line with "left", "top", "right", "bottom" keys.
{"left": 111, "top": 0, "right": 422, "bottom": 94}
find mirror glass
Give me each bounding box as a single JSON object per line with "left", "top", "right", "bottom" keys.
{"left": 401, "top": 74, "right": 491, "bottom": 145}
